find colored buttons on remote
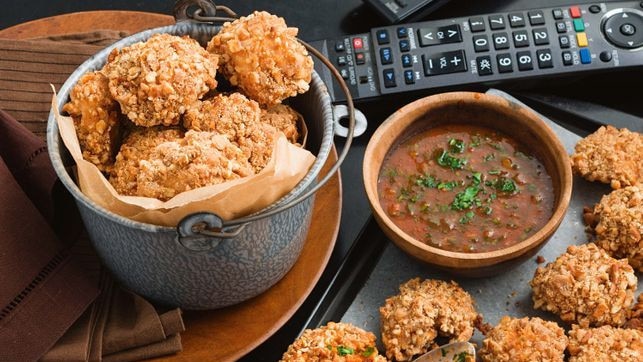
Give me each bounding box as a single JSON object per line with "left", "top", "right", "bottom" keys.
{"left": 356, "top": 52, "right": 366, "bottom": 65}
{"left": 353, "top": 37, "right": 364, "bottom": 50}
{"left": 579, "top": 48, "right": 592, "bottom": 63}
{"left": 422, "top": 50, "right": 467, "bottom": 76}
{"left": 573, "top": 18, "right": 586, "bottom": 31}
{"left": 418, "top": 24, "right": 463, "bottom": 46}
{"left": 570, "top": 6, "right": 582, "bottom": 18}
{"left": 576, "top": 32, "right": 589, "bottom": 47}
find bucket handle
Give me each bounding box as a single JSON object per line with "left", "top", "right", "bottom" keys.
{"left": 174, "top": 0, "right": 356, "bottom": 244}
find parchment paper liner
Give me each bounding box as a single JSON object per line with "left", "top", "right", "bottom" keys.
{"left": 53, "top": 94, "right": 316, "bottom": 227}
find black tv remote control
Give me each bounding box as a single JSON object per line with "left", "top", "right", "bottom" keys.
{"left": 310, "top": 1, "right": 643, "bottom": 104}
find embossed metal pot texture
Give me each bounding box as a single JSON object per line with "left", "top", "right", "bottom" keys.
{"left": 47, "top": 23, "right": 334, "bottom": 309}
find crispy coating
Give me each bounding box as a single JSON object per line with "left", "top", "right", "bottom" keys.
{"left": 261, "top": 104, "right": 301, "bottom": 144}
{"left": 571, "top": 126, "right": 643, "bottom": 189}
{"left": 207, "top": 11, "right": 313, "bottom": 107}
{"left": 103, "top": 33, "right": 218, "bottom": 127}
{"left": 379, "top": 278, "right": 478, "bottom": 361}
{"left": 479, "top": 316, "right": 567, "bottom": 362}
{"left": 184, "top": 93, "right": 279, "bottom": 173}
{"left": 567, "top": 324, "right": 643, "bottom": 362}
{"left": 530, "top": 243, "right": 638, "bottom": 327}
{"left": 280, "top": 322, "right": 387, "bottom": 362}
{"left": 183, "top": 92, "right": 262, "bottom": 140}
{"left": 589, "top": 185, "right": 643, "bottom": 272}
{"left": 109, "top": 128, "right": 252, "bottom": 200}
{"left": 63, "top": 71, "right": 121, "bottom": 172}
{"left": 624, "top": 294, "right": 643, "bottom": 331}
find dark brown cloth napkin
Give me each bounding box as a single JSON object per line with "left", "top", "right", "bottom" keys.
{"left": 0, "top": 30, "right": 185, "bottom": 361}
{"left": 0, "top": 109, "right": 100, "bottom": 362}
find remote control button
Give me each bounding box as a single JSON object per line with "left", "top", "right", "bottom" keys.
{"left": 513, "top": 30, "right": 530, "bottom": 47}
{"left": 576, "top": 33, "right": 588, "bottom": 47}
{"left": 496, "top": 53, "right": 513, "bottom": 73}
{"left": 559, "top": 35, "right": 571, "bottom": 48}
{"left": 533, "top": 28, "right": 550, "bottom": 45}
{"left": 603, "top": 11, "right": 643, "bottom": 49}
{"left": 359, "top": 75, "right": 369, "bottom": 84}
{"left": 352, "top": 37, "right": 364, "bottom": 50}
{"left": 570, "top": 6, "right": 582, "bottom": 18}
{"left": 528, "top": 10, "right": 545, "bottom": 25}
{"left": 556, "top": 21, "right": 568, "bottom": 33}
{"left": 340, "top": 68, "right": 349, "bottom": 79}
{"left": 476, "top": 56, "right": 493, "bottom": 75}
{"left": 422, "top": 50, "right": 467, "bottom": 76}
{"left": 401, "top": 54, "right": 413, "bottom": 67}
{"left": 397, "top": 27, "right": 408, "bottom": 39}
{"left": 536, "top": 49, "right": 554, "bottom": 68}
{"left": 579, "top": 48, "right": 591, "bottom": 64}
{"left": 509, "top": 13, "right": 526, "bottom": 27}
{"left": 493, "top": 32, "right": 510, "bottom": 50}
{"left": 380, "top": 48, "right": 392, "bottom": 65}
{"left": 473, "top": 35, "right": 490, "bottom": 52}
{"left": 356, "top": 52, "right": 366, "bottom": 65}
{"left": 469, "top": 17, "right": 486, "bottom": 32}
{"left": 404, "top": 70, "right": 415, "bottom": 84}
{"left": 399, "top": 39, "right": 411, "bottom": 52}
{"left": 337, "top": 56, "right": 347, "bottom": 66}
{"left": 488, "top": 15, "right": 506, "bottom": 30}
{"left": 418, "top": 24, "right": 462, "bottom": 47}
{"left": 335, "top": 41, "right": 345, "bottom": 52}
{"left": 516, "top": 51, "right": 534, "bottom": 71}
{"left": 383, "top": 69, "right": 396, "bottom": 88}
{"left": 573, "top": 19, "right": 585, "bottom": 32}
{"left": 396, "top": 0, "right": 409, "bottom": 7}
{"left": 621, "top": 23, "right": 636, "bottom": 36}
{"left": 552, "top": 8, "right": 564, "bottom": 20}
{"left": 376, "top": 30, "right": 390, "bottom": 45}
{"left": 589, "top": 5, "right": 601, "bottom": 14}
{"left": 600, "top": 50, "right": 613, "bottom": 62}
{"left": 562, "top": 51, "right": 573, "bottom": 65}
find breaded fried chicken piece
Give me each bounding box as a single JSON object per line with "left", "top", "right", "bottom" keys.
{"left": 280, "top": 322, "right": 387, "bottom": 362}
{"left": 184, "top": 93, "right": 279, "bottom": 173}
{"left": 567, "top": 324, "right": 643, "bottom": 362}
{"left": 588, "top": 185, "right": 643, "bottom": 272}
{"left": 571, "top": 126, "right": 643, "bottom": 189}
{"left": 530, "top": 243, "right": 637, "bottom": 328}
{"left": 479, "top": 316, "right": 567, "bottom": 362}
{"left": 103, "top": 33, "right": 218, "bottom": 127}
{"left": 624, "top": 294, "right": 643, "bottom": 331}
{"left": 207, "top": 11, "right": 313, "bottom": 107}
{"left": 109, "top": 128, "right": 252, "bottom": 200}
{"left": 63, "top": 71, "right": 121, "bottom": 172}
{"left": 379, "top": 278, "right": 478, "bottom": 361}
{"left": 261, "top": 104, "right": 301, "bottom": 144}
{"left": 183, "top": 92, "right": 262, "bottom": 140}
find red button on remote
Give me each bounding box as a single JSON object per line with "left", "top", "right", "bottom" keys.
{"left": 570, "top": 6, "right": 581, "bottom": 18}
{"left": 352, "top": 37, "right": 364, "bottom": 50}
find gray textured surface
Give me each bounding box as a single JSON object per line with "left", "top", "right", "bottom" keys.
{"left": 341, "top": 89, "right": 642, "bottom": 349}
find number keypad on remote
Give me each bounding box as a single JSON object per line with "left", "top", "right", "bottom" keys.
{"left": 312, "top": 1, "right": 643, "bottom": 103}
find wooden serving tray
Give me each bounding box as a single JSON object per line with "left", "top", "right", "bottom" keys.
{"left": 0, "top": 11, "right": 342, "bottom": 361}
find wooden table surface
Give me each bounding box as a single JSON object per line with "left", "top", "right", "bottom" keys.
{"left": 0, "top": 11, "right": 343, "bottom": 361}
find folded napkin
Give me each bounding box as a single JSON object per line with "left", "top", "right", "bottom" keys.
{"left": 0, "top": 30, "right": 185, "bottom": 361}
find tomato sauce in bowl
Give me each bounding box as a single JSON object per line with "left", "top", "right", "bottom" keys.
{"left": 378, "top": 124, "right": 554, "bottom": 253}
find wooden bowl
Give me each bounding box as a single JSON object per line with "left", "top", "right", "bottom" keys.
{"left": 363, "top": 92, "right": 573, "bottom": 277}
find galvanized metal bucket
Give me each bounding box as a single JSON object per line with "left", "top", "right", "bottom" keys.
{"left": 47, "top": 5, "right": 355, "bottom": 309}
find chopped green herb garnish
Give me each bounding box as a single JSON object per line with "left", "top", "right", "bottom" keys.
{"left": 459, "top": 211, "right": 475, "bottom": 224}
{"left": 471, "top": 172, "right": 482, "bottom": 186}
{"left": 488, "top": 169, "right": 501, "bottom": 175}
{"left": 482, "top": 205, "right": 493, "bottom": 215}
{"left": 453, "top": 351, "right": 472, "bottom": 362}
{"left": 383, "top": 168, "right": 398, "bottom": 179}
{"left": 438, "top": 180, "right": 458, "bottom": 191}
{"left": 337, "top": 346, "right": 354, "bottom": 356}
{"left": 483, "top": 153, "right": 496, "bottom": 161}
{"left": 470, "top": 135, "right": 481, "bottom": 147}
{"left": 361, "top": 346, "right": 375, "bottom": 357}
{"left": 437, "top": 149, "right": 467, "bottom": 170}
{"left": 416, "top": 174, "right": 438, "bottom": 188}
{"left": 452, "top": 186, "right": 480, "bottom": 210}
{"left": 448, "top": 138, "right": 466, "bottom": 153}
{"left": 420, "top": 203, "right": 430, "bottom": 213}
{"left": 441, "top": 347, "right": 448, "bottom": 357}
{"left": 495, "top": 177, "right": 518, "bottom": 193}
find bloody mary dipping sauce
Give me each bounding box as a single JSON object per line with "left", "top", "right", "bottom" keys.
{"left": 377, "top": 124, "right": 554, "bottom": 253}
